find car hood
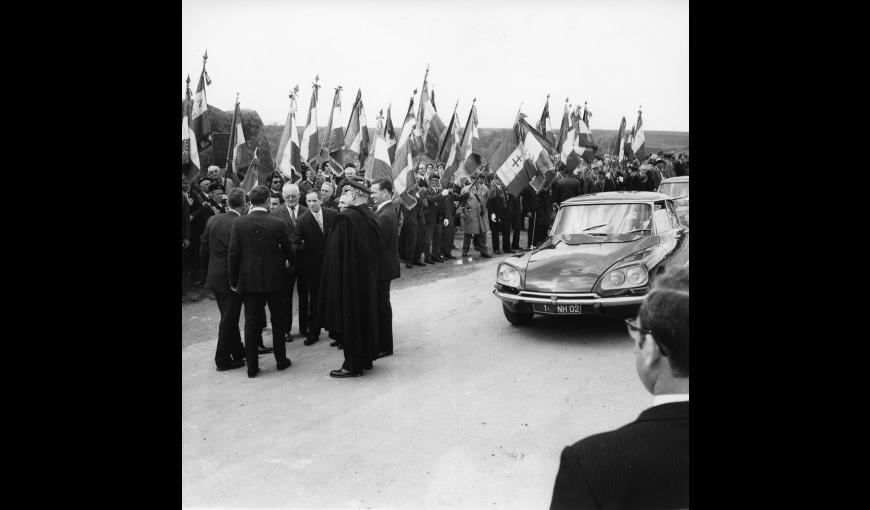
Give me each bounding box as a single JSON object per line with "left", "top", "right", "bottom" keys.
{"left": 522, "top": 236, "right": 659, "bottom": 293}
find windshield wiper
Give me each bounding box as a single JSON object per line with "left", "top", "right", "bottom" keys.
{"left": 624, "top": 228, "right": 651, "bottom": 235}
{"left": 582, "top": 224, "right": 608, "bottom": 232}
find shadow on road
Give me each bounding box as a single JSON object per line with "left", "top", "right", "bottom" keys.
{"left": 506, "top": 313, "right": 630, "bottom": 346}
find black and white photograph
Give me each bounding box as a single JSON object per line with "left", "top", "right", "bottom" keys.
{"left": 182, "top": 0, "right": 689, "bottom": 507}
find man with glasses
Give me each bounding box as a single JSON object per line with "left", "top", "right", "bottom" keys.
{"left": 269, "top": 173, "right": 285, "bottom": 204}
{"left": 550, "top": 266, "right": 689, "bottom": 510}
{"left": 271, "top": 183, "right": 309, "bottom": 342}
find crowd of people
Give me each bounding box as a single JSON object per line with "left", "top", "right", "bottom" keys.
{"left": 181, "top": 149, "right": 689, "bottom": 375}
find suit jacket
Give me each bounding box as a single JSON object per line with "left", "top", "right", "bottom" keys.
{"left": 422, "top": 189, "right": 445, "bottom": 224}
{"left": 228, "top": 210, "right": 295, "bottom": 293}
{"left": 552, "top": 175, "right": 583, "bottom": 205}
{"left": 272, "top": 203, "right": 309, "bottom": 272}
{"left": 292, "top": 206, "right": 338, "bottom": 277}
{"left": 550, "top": 402, "right": 689, "bottom": 510}
{"left": 199, "top": 211, "right": 241, "bottom": 293}
{"left": 375, "top": 202, "right": 400, "bottom": 281}
{"left": 181, "top": 192, "right": 190, "bottom": 242}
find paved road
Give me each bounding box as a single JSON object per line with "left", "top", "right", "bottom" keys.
{"left": 182, "top": 252, "right": 651, "bottom": 508}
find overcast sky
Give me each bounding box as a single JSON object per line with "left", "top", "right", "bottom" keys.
{"left": 182, "top": 0, "right": 688, "bottom": 132}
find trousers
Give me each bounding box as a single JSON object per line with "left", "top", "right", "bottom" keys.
{"left": 243, "top": 292, "right": 289, "bottom": 374}
{"left": 214, "top": 291, "right": 245, "bottom": 366}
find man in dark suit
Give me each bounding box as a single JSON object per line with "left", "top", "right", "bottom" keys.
{"left": 422, "top": 176, "right": 444, "bottom": 263}
{"left": 370, "top": 178, "right": 400, "bottom": 358}
{"left": 293, "top": 189, "right": 338, "bottom": 346}
{"left": 200, "top": 188, "right": 248, "bottom": 372}
{"left": 552, "top": 168, "right": 583, "bottom": 205}
{"left": 399, "top": 195, "right": 422, "bottom": 269}
{"left": 228, "top": 185, "right": 295, "bottom": 378}
{"left": 271, "top": 182, "right": 309, "bottom": 342}
{"left": 550, "top": 267, "right": 689, "bottom": 510}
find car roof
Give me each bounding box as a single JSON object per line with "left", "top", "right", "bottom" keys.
{"left": 562, "top": 191, "right": 671, "bottom": 204}
{"left": 660, "top": 176, "right": 689, "bottom": 183}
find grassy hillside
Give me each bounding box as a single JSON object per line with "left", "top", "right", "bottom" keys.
{"left": 260, "top": 125, "right": 688, "bottom": 163}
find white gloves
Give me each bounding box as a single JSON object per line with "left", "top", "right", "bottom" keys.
{"left": 443, "top": 218, "right": 449, "bottom": 227}
{"left": 441, "top": 189, "right": 449, "bottom": 196}
{"left": 491, "top": 213, "right": 497, "bottom": 222}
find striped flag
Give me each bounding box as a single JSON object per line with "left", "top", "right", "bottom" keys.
{"left": 391, "top": 95, "right": 419, "bottom": 209}
{"left": 322, "top": 86, "right": 345, "bottom": 174}
{"left": 453, "top": 101, "right": 480, "bottom": 184}
{"left": 276, "top": 86, "right": 302, "bottom": 183}
{"left": 616, "top": 116, "right": 627, "bottom": 163}
{"left": 182, "top": 77, "right": 201, "bottom": 182}
{"left": 438, "top": 107, "right": 462, "bottom": 187}
{"left": 490, "top": 122, "right": 533, "bottom": 197}
{"left": 576, "top": 104, "right": 597, "bottom": 163}
{"left": 519, "top": 118, "right": 557, "bottom": 193}
{"left": 384, "top": 105, "right": 397, "bottom": 164}
{"left": 239, "top": 148, "right": 260, "bottom": 193}
{"left": 300, "top": 78, "right": 320, "bottom": 165}
{"left": 367, "top": 110, "right": 392, "bottom": 182}
{"left": 631, "top": 110, "right": 646, "bottom": 162}
{"left": 190, "top": 56, "right": 212, "bottom": 151}
{"left": 417, "top": 73, "right": 446, "bottom": 161}
{"left": 229, "top": 99, "right": 251, "bottom": 178}
{"left": 343, "top": 89, "right": 370, "bottom": 167}
{"left": 537, "top": 96, "right": 556, "bottom": 147}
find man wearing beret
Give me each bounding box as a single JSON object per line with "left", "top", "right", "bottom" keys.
{"left": 317, "top": 175, "right": 381, "bottom": 377}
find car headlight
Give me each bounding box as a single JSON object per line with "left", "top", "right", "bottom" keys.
{"left": 497, "top": 263, "right": 521, "bottom": 288}
{"left": 601, "top": 265, "right": 647, "bottom": 290}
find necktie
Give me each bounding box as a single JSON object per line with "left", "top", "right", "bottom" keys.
{"left": 316, "top": 213, "right": 323, "bottom": 232}
{"left": 290, "top": 207, "right": 296, "bottom": 222}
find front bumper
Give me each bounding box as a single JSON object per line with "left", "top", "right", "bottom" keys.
{"left": 493, "top": 288, "right": 645, "bottom": 317}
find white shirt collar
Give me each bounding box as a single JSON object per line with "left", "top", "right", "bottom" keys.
{"left": 286, "top": 203, "right": 297, "bottom": 214}
{"left": 249, "top": 206, "right": 268, "bottom": 213}
{"left": 376, "top": 200, "right": 391, "bottom": 213}
{"left": 227, "top": 209, "right": 241, "bottom": 216}
{"left": 652, "top": 393, "right": 689, "bottom": 407}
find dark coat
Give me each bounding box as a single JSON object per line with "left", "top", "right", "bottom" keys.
{"left": 422, "top": 189, "right": 445, "bottom": 224}
{"left": 401, "top": 199, "right": 423, "bottom": 225}
{"left": 375, "top": 202, "right": 400, "bottom": 281}
{"left": 181, "top": 192, "right": 190, "bottom": 242}
{"left": 292, "top": 206, "right": 338, "bottom": 277}
{"left": 487, "top": 183, "right": 508, "bottom": 218}
{"left": 317, "top": 204, "right": 381, "bottom": 359}
{"left": 200, "top": 211, "right": 241, "bottom": 293}
{"left": 550, "top": 402, "right": 689, "bottom": 510}
{"left": 552, "top": 175, "right": 583, "bottom": 205}
{"left": 271, "top": 203, "right": 309, "bottom": 272}
{"left": 227, "top": 209, "right": 295, "bottom": 293}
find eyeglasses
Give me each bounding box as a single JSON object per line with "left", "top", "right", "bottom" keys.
{"left": 625, "top": 317, "right": 652, "bottom": 344}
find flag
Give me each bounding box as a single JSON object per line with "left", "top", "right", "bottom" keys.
{"left": 322, "top": 86, "right": 345, "bottom": 174}
{"left": 519, "top": 118, "right": 557, "bottom": 193}
{"left": 624, "top": 125, "right": 636, "bottom": 161}
{"left": 239, "top": 148, "right": 260, "bottom": 193}
{"left": 367, "top": 111, "right": 392, "bottom": 182}
{"left": 417, "top": 76, "right": 446, "bottom": 160}
{"left": 555, "top": 100, "right": 570, "bottom": 154}
{"left": 616, "top": 116, "right": 627, "bottom": 163}
{"left": 490, "top": 122, "right": 533, "bottom": 197}
{"left": 190, "top": 62, "right": 212, "bottom": 151}
{"left": 300, "top": 79, "right": 320, "bottom": 165}
{"left": 391, "top": 95, "right": 418, "bottom": 209}
{"left": 230, "top": 99, "right": 251, "bottom": 177}
{"left": 384, "top": 105, "right": 397, "bottom": 164}
{"left": 453, "top": 101, "right": 480, "bottom": 184}
{"left": 559, "top": 107, "right": 581, "bottom": 171}
{"left": 276, "top": 86, "right": 302, "bottom": 183}
{"left": 182, "top": 78, "right": 201, "bottom": 182}
{"left": 438, "top": 108, "right": 462, "bottom": 187}
{"left": 537, "top": 96, "right": 556, "bottom": 147}
{"left": 576, "top": 105, "right": 597, "bottom": 163}
{"left": 343, "top": 89, "right": 370, "bottom": 167}
{"left": 631, "top": 110, "right": 646, "bottom": 162}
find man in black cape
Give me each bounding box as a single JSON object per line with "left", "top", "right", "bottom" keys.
{"left": 317, "top": 175, "right": 381, "bottom": 378}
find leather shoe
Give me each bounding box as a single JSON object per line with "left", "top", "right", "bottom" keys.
{"left": 493, "top": 249, "right": 502, "bottom": 255}
{"left": 480, "top": 252, "right": 492, "bottom": 258}
{"left": 304, "top": 336, "right": 319, "bottom": 346}
{"left": 444, "top": 253, "right": 456, "bottom": 259}
{"left": 216, "top": 359, "right": 245, "bottom": 372}
{"left": 276, "top": 359, "right": 292, "bottom": 371}
{"left": 248, "top": 369, "right": 260, "bottom": 378}
{"left": 461, "top": 252, "right": 469, "bottom": 257}
{"left": 503, "top": 248, "right": 516, "bottom": 254}
{"left": 258, "top": 346, "right": 274, "bottom": 355}
{"left": 285, "top": 332, "right": 294, "bottom": 343}
{"left": 405, "top": 262, "right": 413, "bottom": 269}
{"left": 424, "top": 258, "right": 435, "bottom": 265}
{"left": 413, "top": 260, "right": 425, "bottom": 266}
{"left": 329, "top": 340, "right": 340, "bottom": 347}
{"left": 330, "top": 368, "right": 362, "bottom": 378}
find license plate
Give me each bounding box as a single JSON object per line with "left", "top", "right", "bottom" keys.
{"left": 533, "top": 303, "right": 582, "bottom": 314}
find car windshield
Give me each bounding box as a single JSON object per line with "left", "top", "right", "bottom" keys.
{"left": 551, "top": 203, "right": 653, "bottom": 237}
{"left": 658, "top": 182, "right": 689, "bottom": 205}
